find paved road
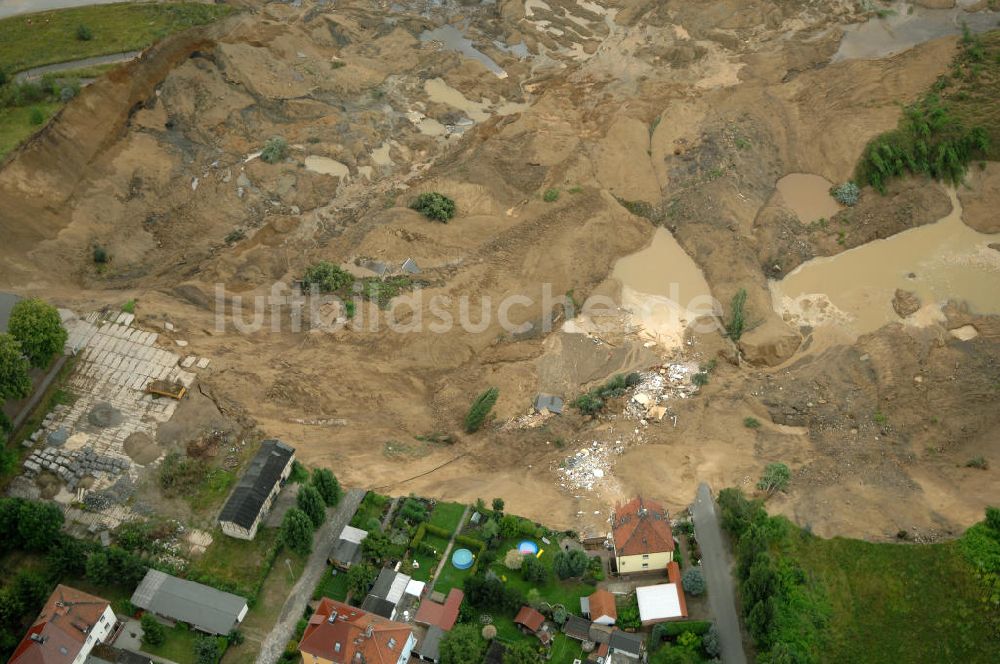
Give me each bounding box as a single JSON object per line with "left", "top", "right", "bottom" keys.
{"left": 692, "top": 483, "right": 747, "bottom": 664}
{"left": 255, "top": 488, "right": 365, "bottom": 664}
{"left": 15, "top": 51, "right": 140, "bottom": 81}
{"left": 0, "top": 0, "right": 142, "bottom": 20}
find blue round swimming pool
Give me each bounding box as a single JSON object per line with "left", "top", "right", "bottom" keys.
{"left": 452, "top": 548, "right": 474, "bottom": 569}
{"left": 518, "top": 540, "right": 539, "bottom": 555}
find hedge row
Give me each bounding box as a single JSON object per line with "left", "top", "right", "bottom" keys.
{"left": 410, "top": 522, "right": 452, "bottom": 550}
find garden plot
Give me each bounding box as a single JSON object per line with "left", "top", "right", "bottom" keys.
{"left": 15, "top": 310, "right": 210, "bottom": 531}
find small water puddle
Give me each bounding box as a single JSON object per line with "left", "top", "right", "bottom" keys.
{"left": 833, "top": 2, "right": 1000, "bottom": 62}
{"left": 420, "top": 25, "right": 508, "bottom": 78}
{"left": 770, "top": 189, "right": 1000, "bottom": 336}
{"left": 606, "top": 228, "right": 716, "bottom": 348}
{"left": 775, "top": 173, "right": 842, "bottom": 223}
{"left": 304, "top": 156, "right": 350, "bottom": 178}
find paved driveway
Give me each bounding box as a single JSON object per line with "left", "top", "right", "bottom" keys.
{"left": 692, "top": 483, "right": 747, "bottom": 664}
{"left": 255, "top": 488, "right": 365, "bottom": 664}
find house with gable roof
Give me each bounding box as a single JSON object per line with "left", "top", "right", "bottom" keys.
{"left": 611, "top": 496, "right": 674, "bottom": 574}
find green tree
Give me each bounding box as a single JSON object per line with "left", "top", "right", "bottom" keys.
{"left": 194, "top": 635, "right": 221, "bottom": 664}
{"left": 0, "top": 334, "right": 31, "bottom": 401}
{"left": 439, "top": 623, "right": 486, "bottom": 664}
{"left": 399, "top": 498, "right": 428, "bottom": 524}
{"left": 346, "top": 562, "right": 377, "bottom": 597}
{"left": 464, "top": 387, "right": 499, "bottom": 433}
{"left": 141, "top": 613, "right": 166, "bottom": 646}
{"left": 503, "top": 640, "right": 542, "bottom": 664}
{"left": 311, "top": 468, "right": 342, "bottom": 506}
{"left": 301, "top": 261, "right": 354, "bottom": 293}
{"left": 360, "top": 528, "right": 396, "bottom": 564}
{"left": 411, "top": 192, "right": 456, "bottom": 222}
{"left": 985, "top": 506, "right": 1000, "bottom": 532}
{"left": 280, "top": 508, "right": 315, "bottom": 555}
{"left": 18, "top": 500, "right": 63, "bottom": 551}
{"left": 757, "top": 462, "right": 791, "bottom": 495}
{"left": 8, "top": 299, "right": 67, "bottom": 368}
{"left": 0, "top": 588, "right": 25, "bottom": 627}
{"left": 553, "top": 548, "right": 589, "bottom": 579}
{"left": 491, "top": 497, "right": 505, "bottom": 514}
{"left": 499, "top": 514, "right": 520, "bottom": 539}
{"left": 682, "top": 567, "right": 706, "bottom": 596}
{"left": 85, "top": 551, "right": 113, "bottom": 585}
{"left": 297, "top": 485, "right": 326, "bottom": 528}
{"left": 480, "top": 518, "right": 500, "bottom": 545}
{"left": 725, "top": 288, "right": 748, "bottom": 341}
{"left": 13, "top": 572, "right": 49, "bottom": 611}
{"left": 521, "top": 554, "right": 548, "bottom": 584}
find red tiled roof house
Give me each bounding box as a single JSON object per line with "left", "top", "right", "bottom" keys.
{"left": 414, "top": 589, "right": 463, "bottom": 631}
{"left": 611, "top": 496, "right": 674, "bottom": 574}
{"left": 10, "top": 585, "right": 118, "bottom": 664}
{"left": 581, "top": 589, "right": 617, "bottom": 626}
{"left": 299, "top": 598, "right": 416, "bottom": 664}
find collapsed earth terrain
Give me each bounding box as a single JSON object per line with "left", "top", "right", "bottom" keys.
{"left": 1, "top": 0, "right": 998, "bottom": 542}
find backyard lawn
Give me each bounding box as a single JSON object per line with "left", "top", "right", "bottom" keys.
{"left": 433, "top": 558, "right": 473, "bottom": 593}
{"left": 312, "top": 566, "right": 350, "bottom": 602}
{"left": 189, "top": 527, "right": 279, "bottom": 597}
{"left": 490, "top": 537, "right": 595, "bottom": 610}
{"left": 143, "top": 623, "right": 225, "bottom": 664}
{"left": 428, "top": 501, "right": 467, "bottom": 531}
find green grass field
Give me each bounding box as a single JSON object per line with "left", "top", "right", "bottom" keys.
{"left": 144, "top": 623, "right": 226, "bottom": 664}
{"left": 312, "top": 566, "right": 350, "bottom": 601}
{"left": 0, "top": 102, "right": 59, "bottom": 156}
{"left": 781, "top": 532, "right": 996, "bottom": 664}
{"left": 489, "top": 537, "right": 595, "bottom": 610}
{"left": 428, "top": 501, "right": 467, "bottom": 531}
{"left": 188, "top": 527, "right": 279, "bottom": 596}
{"left": 0, "top": 2, "right": 233, "bottom": 74}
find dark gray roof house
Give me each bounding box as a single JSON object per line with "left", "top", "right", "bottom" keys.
{"left": 329, "top": 525, "right": 368, "bottom": 569}
{"left": 131, "top": 570, "right": 248, "bottom": 635}
{"left": 218, "top": 439, "right": 295, "bottom": 540}
{"left": 414, "top": 625, "right": 445, "bottom": 663}
{"left": 361, "top": 568, "right": 416, "bottom": 620}
{"left": 563, "top": 614, "right": 593, "bottom": 641}
{"left": 534, "top": 394, "right": 564, "bottom": 415}
{"left": 609, "top": 629, "right": 646, "bottom": 658}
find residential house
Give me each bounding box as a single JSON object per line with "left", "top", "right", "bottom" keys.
{"left": 130, "top": 570, "right": 248, "bottom": 635}
{"left": 611, "top": 496, "right": 674, "bottom": 574}
{"left": 299, "top": 598, "right": 415, "bottom": 664}
{"left": 414, "top": 589, "right": 463, "bottom": 631}
{"left": 328, "top": 525, "right": 368, "bottom": 570}
{"left": 413, "top": 625, "right": 445, "bottom": 663}
{"left": 10, "top": 585, "right": 118, "bottom": 664}
{"left": 635, "top": 562, "right": 689, "bottom": 625}
{"left": 513, "top": 606, "right": 545, "bottom": 635}
{"left": 360, "top": 568, "right": 420, "bottom": 620}
{"left": 218, "top": 439, "right": 295, "bottom": 540}
{"left": 580, "top": 589, "right": 617, "bottom": 626}
{"left": 562, "top": 614, "right": 593, "bottom": 642}
{"left": 607, "top": 630, "right": 646, "bottom": 662}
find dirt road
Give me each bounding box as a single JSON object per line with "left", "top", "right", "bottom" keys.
{"left": 692, "top": 483, "right": 746, "bottom": 664}
{"left": 255, "top": 488, "right": 364, "bottom": 664}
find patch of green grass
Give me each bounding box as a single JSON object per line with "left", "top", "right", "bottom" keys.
{"left": 189, "top": 527, "right": 279, "bottom": 594}
{"left": 143, "top": 622, "right": 203, "bottom": 664}
{"left": 429, "top": 501, "right": 466, "bottom": 532}
{"left": 0, "top": 3, "right": 234, "bottom": 74}
{"left": 121, "top": 299, "right": 135, "bottom": 314}
{"left": 743, "top": 416, "right": 761, "bottom": 429}
{"left": 780, "top": 532, "right": 995, "bottom": 663}
{"left": 490, "top": 537, "right": 595, "bottom": 610}
{"left": 433, "top": 559, "right": 473, "bottom": 593}
{"left": 187, "top": 467, "right": 235, "bottom": 512}
{"left": 0, "top": 102, "right": 60, "bottom": 157}
{"left": 410, "top": 550, "right": 438, "bottom": 582}
{"left": 543, "top": 188, "right": 560, "bottom": 202}
{"left": 313, "top": 566, "right": 350, "bottom": 601}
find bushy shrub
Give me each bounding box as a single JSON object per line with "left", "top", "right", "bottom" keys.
{"left": 682, "top": 567, "right": 706, "bottom": 596}
{"left": 725, "top": 288, "right": 748, "bottom": 341}
{"left": 504, "top": 548, "right": 524, "bottom": 570}
{"left": 93, "top": 245, "right": 109, "bottom": 264}
{"left": 8, "top": 298, "right": 67, "bottom": 368}
{"left": 543, "top": 188, "right": 559, "bottom": 202}
{"left": 411, "top": 192, "right": 456, "bottom": 222}
{"left": 60, "top": 85, "right": 78, "bottom": 103}
{"left": 521, "top": 555, "right": 548, "bottom": 584}
{"left": 757, "top": 462, "right": 791, "bottom": 494}
{"left": 301, "top": 261, "right": 354, "bottom": 293}
{"left": 261, "top": 136, "right": 288, "bottom": 164}
{"left": 76, "top": 24, "right": 93, "bottom": 41}
{"left": 553, "top": 549, "right": 588, "bottom": 579}
{"left": 141, "top": 613, "right": 166, "bottom": 646}
{"left": 28, "top": 107, "right": 44, "bottom": 125}
{"left": 830, "top": 181, "right": 860, "bottom": 206}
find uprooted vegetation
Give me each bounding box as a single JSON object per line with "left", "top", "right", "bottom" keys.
{"left": 571, "top": 372, "right": 641, "bottom": 415}
{"left": 856, "top": 28, "right": 998, "bottom": 192}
